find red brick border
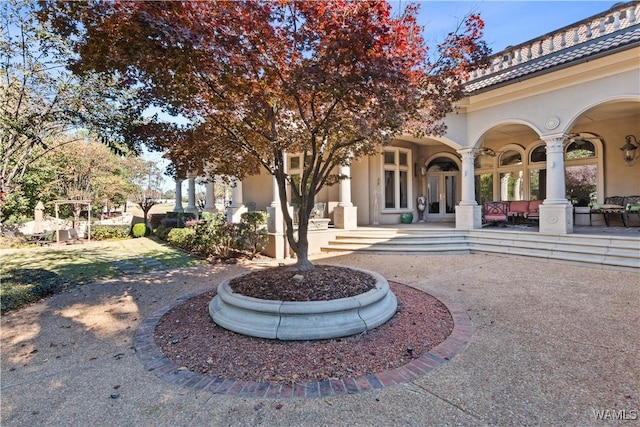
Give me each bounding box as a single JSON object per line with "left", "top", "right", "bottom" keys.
{"left": 134, "top": 283, "right": 473, "bottom": 399}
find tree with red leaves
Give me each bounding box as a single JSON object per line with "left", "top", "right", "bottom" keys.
{"left": 43, "top": 1, "right": 489, "bottom": 270}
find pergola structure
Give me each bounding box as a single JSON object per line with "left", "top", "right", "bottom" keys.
{"left": 53, "top": 199, "right": 92, "bottom": 243}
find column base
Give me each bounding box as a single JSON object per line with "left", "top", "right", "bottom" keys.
{"left": 267, "top": 206, "right": 284, "bottom": 233}
{"left": 539, "top": 203, "right": 574, "bottom": 234}
{"left": 227, "top": 205, "right": 248, "bottom": 223}
{"left": 185, "top": 206, "right": 198, "bottom": 215}
{"left": 333, "top": 206, "right": 358, "bottom": 230}
{"left": 455, "top": 205, "right": 482, "bottom": 230}
{"left": 265, "top": 233, "right": 291, "bottom": 259}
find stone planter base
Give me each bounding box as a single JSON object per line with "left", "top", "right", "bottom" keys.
{"left": 209, "top": 267, "right": 397, "bottom": 340}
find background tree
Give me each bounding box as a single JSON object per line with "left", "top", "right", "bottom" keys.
{"left": 125, "top": 158, "right": 166, "bottom": 228}
{"left": 0, "top": 0, "right": 146, "bottom": 214}
{"left": 0, "top": 156, "right": 57, "bottom": 222}
{"left": 44, "top": 1, "right": 489, "bottom": 270}
{"left": 47, "top": 138, "right": 135, "bottom": 228}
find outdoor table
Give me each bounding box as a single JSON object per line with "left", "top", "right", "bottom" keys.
{"left": 28, "top": 233, "right": 50, "bottom": 245}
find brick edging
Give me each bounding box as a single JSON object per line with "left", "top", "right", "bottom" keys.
{"left": 134, "top": 284, "right": 473, "bottom": 399}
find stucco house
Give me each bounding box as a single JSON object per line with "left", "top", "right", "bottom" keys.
{"left": 175, "top": 1, "right": 639, "bottom": 260}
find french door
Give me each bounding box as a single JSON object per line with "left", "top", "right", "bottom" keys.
{"left": 426, "top": 173, "right": 458, "bottom": 221}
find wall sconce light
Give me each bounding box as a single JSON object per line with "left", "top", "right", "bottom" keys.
{"left": 420, "top": 166, "right": 427, "bottom": 176}
{"left": 620, "top": 135, "right": 639, "bottom": 165}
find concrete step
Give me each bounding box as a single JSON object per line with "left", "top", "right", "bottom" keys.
{"left": 320, "top": 228, "right": 640, "bottom": 271}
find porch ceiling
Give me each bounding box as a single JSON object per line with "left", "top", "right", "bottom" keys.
{"left": 574, "top": 101, "right": 639, "bottom": 127}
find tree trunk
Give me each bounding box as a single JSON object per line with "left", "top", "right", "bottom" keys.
{"left": 291, "top": 220, "right": 314, "bottom": 271}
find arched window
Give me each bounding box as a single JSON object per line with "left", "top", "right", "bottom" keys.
{"left": 565, "top": 134, "right": 600, "bottom": 206}
{"left": 427, "top": 157, "right": 459, "bottom": 172}
{"left": 528, "top": 144, "right": 547, "bottom": 201}
{"left": 474, "top": 151, "right": 495, "bottom": 204}
{"left": 498, "top": 146, "right": 525, "bottom": 201}
{"left": 566, "top": 140, "right": 596, "bottom": 159}
{"left": 473, "top": 133, "right": 602, "bottom": 206}
{"left": 500, "top": 150, "right": 522, "bottom": 166}
{"left": 530, "top": 145, "right": 547, "bottom": 163}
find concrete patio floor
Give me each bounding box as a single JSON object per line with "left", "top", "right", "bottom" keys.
{"left": 1, "top": 251, "right": 638, "bottom": 426}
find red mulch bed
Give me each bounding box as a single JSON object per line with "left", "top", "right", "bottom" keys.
{"left": 229, "top": 265, "right": 377, "bottom": 301}
{"left": 154, "top": 266, "right": 453, "bottom": 384}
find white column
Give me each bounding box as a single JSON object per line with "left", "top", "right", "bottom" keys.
{"left": 267, "top": 174, "right": 284, "bottom": 233}
{"left": 458, "top": 149, "right": 477, "bottom": 206}
{"left": 227, "top": 177, "right": 247, "bottom": 223}
{"left": 230, "top": 177, "right": 243, "bottom": 206}
{"left": 539, "top": 134, "right": 573, "bottom": 234}
{"left": 334, "top": 164, "right": 357, "bottom": 229}
{"left": 544, "top": 136, "right": 568, "bottom": 203}
{"left": 338, "top": 165, "right": 353, "bottom": 207}
{"left": 455, "top": 148, "right": 482, "bottom": 229}
{"left": 204, "top": 177, "right": 216, "bottom": 213}
{"left": 267, "top": 173, "right": 286, "bottom": 257}
{"left": 173, "top": 178, "right": 184, "bottom": 213}
{"left": 271, "top": 175, "right": 281, "bottom": 208}
{"left": 185, "top": 172, "right": 198, "bottom": 214}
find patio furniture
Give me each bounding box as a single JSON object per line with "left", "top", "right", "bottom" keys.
{"left": 590, "top": 196, "right": 626, "bottom": 227}
{"left": 28, "top": 232, "right": 52, "bottom": 246}
{"left": 624, "top": 195, "right": 640, "bottom": 227}
{"left": 524, "top": 200, "right": 543, "bottom": 223}
{"left": 482, "top": 201, "right": 509, "bottom": 225}
{"left": 507, "top": 200, "right": 530, "bottom": 224}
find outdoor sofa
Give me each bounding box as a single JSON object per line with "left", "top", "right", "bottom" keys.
{"left": 482, "top": 200, "right": 542, "bottom": 225}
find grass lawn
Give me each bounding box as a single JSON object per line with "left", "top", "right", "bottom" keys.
{"left": 0, "top": 237, "right": 204, "bottom": 314}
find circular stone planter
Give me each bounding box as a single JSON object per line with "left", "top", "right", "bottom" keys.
{"left": 209, "top": 267, "right": 397, "bottom": 340}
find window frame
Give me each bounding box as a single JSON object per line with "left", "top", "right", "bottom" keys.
{"left": 497, "top": 144, "right": 526, "bottom": 201}
{"left": 381, "top": 147, "right": 412, "bottom": 211}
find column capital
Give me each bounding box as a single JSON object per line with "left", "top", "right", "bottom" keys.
{"left": 456, "top": 147, "right": 477, "bottom": 160}
{"left": 541, "top": 133, "right": 569, "bottom": 152}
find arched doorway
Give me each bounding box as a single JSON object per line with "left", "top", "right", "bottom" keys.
{"left": 424, "top": 156, "right": 459, "bottom": 222}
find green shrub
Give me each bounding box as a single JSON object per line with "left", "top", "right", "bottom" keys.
{"left": 154, "top": 224, "right": 172, "bottom": 241}
{"left": 91, "top": 224, "right": 131, "bottom": 240}
{"left": 212, "top": 221, "right": 240, "bottom": 259}
{"left": 167, "top": 227, "right": 195, "bottom": 251}
{"left": 132, "top": 223, "right": 147, "bottom": 238}
{"left": 190, "top": 212, "right": 241, "bottom": 259}
{"left": 239, "top": 211, "right": 268, "bottom": 259}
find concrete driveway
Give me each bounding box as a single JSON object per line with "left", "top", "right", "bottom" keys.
{"left": 1, "top": 252, "right": 638, "bottom": 426}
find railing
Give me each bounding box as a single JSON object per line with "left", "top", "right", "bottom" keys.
{"left": 467, "top": 1, "right": 640, "bottom": 81}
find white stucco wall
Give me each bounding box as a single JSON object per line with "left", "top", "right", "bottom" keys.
{"left": 456, "top": 49, "right": 639, "bottom": 148}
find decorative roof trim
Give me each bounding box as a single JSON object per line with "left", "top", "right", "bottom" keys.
{"left": 464, "top": 1, "right": 640, "bottom": 95}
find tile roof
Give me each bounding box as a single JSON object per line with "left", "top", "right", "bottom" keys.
{"left": 464, "top": 24, "right": 640, "bottom": 95}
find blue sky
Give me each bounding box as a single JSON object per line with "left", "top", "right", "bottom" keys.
{"left": 416, "top": 1, "right": 615, "bottom": 52}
